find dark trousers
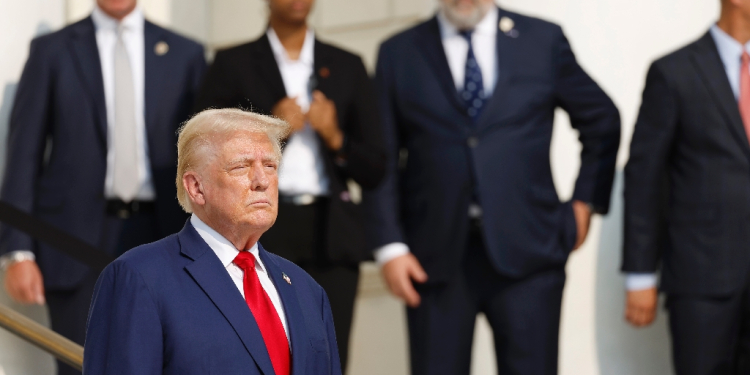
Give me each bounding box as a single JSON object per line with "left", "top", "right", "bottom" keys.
{"left": 46, "top": 211, "right": 159, "bottom": 375}
{"left": 668, "top": 279, "right": 750, "bottom": 375}
{"left": 408, "top": 222, "right": 566, "bottom": 375}
{"left": 260, "top": 200, "right": 359, "bottom": 372}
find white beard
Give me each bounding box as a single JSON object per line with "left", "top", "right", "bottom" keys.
{"left": 439, "top": 0, "right": 494, "bottom": 30}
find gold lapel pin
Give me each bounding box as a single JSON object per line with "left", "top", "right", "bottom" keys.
{"left": 499, "top": 17, "right": 514, "bottom": 33}
{"left": 282, "top": 272, "right": 291, "bottom": 285}
{"left": 154, "top": 41, "right": 169, "bottom": 56}
{"left": 319, "top": 67, "right": 330, "bottom": 78}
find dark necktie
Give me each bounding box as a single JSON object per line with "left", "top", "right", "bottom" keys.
{"left": 460, "top": 30, "right": 486, "bottom": 121}
{"left": 233, "top": 251, "right": 290, "bottom": 375}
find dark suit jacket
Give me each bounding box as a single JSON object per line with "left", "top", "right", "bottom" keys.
{"left": 0, "top": 17, "right": 206, "bottom": 289}
{"left": 194, "top": 34, "right": 385, "bottom": 264}
{"left": 83, "top": 221, "right": 341, "bottom": 375}
{"left": 623, "top": 31, "right": 750, "bottom": 296}
{"left": 367, "top": 8, "right": 621, "bottom": 282}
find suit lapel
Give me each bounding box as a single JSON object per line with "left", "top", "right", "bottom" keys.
{"left": 477, "top": 7, "right": 513, "bottom": 130}
{"left": 178, "top": 224, "right": 277, "bottom": 375}
{"left": 313, "top": 40, "right": 332, "bottom": 94}
{"left": 416, "top": 17, "right": 465, "bottom": 113}
{"left": 144, "top": 21, "right": 167, "bottom": 143}
{"left": 69, "top": 17, "right": 107, "bottom": 146}
{"left": 252, "top": 35, "right": 287, "bottom": 100}
{"left": 257, "top": 245, "right": 309, "bottom": 375}
{"left": 690, "top": 31, "right": 750, "bottom": 157}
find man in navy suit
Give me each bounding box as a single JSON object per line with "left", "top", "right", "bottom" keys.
{"left": 366, "top": 0, "right": 620, "bottom": 373}
{"left": 623, "top": 0, "right": 750, "bottom": 373}
{"left": 0, "top": 0, "right": 205, "bottom": 373}
{"left": 84, "top": 109, "right": 341, "bottom": 375}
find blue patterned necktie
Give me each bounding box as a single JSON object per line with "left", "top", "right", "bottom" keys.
{"left": 459, "top": 30, "right": 485, "bottom": 122}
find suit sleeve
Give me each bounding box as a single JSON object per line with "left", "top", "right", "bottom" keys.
{"left": 0, "top": 37, "right": 54, "bottom": 255}
{"left": 553, "top": 28, "right": 621, "bottom": 214}
{"left": 622, "top": 62, "right": 677, "bottom": 273}
{"left": 83, "top": 261, "right": 163, "bottom": 374}
{"left": 331, "top": 57, "right": 386, "bottom": 190}
{"left": 321, "top": 290, "right": 343, "bottom": 375}
{"left": 193, "top": 50, "right": 241, "bottom": 113}
{"left": 362, "top": 43, "right": 407, "bottom": 249}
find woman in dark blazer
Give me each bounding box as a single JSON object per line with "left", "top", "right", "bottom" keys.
{"left": 194, "top": 0, "right": 385, "bottom": 369}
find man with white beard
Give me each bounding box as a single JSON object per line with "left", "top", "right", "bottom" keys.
{"left": 365, "top": 0, "right": 620, "bottom": 373}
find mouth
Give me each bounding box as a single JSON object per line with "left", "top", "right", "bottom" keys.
{"left": 249, "top": 198, "right": 271, "bottom": 206}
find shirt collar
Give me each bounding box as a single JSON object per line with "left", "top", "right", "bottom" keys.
{"left": 266, "top": 27, "right": 315, "bottom": 65}
{"left": 710, "top": 24, "right": 750, "bottom": 67}
{"left": 91, "top": 5, "right": 144, "bottom": 33}
{"left": 437, "top": 6, "right": 498, "bottom": 40}
{"left": 190, "top": 214, "right": 264, "bottom": 272}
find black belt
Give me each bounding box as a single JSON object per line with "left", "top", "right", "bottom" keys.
{"left": 106, "top": 200, "right": 155, "bottom": 219}
{"left": 279, "top": 194, "right": 325, "bottom": 206}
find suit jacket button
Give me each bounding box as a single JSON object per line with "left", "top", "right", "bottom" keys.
{"left": 467, "top": 137, "right": 478, "bottom": 148}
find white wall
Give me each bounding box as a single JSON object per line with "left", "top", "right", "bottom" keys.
{"left": 0, "top": 1, "right": 721, "bottom": 374}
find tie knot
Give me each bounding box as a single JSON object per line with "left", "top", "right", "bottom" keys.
{"left": 233, "top": 251, "right": 256, "bottom": 272}
{"left": 459, "top": 29, "right": 474, "bottom": 42}
{"left": 116, "top": 23, "right": 127, "bottom": 37}
{"left": 743, "top": 51, "right": 750, "bottom": 64}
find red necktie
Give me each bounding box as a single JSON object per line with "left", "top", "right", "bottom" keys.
{"left": 233, "top": 251, "right": 290, "bottom": 375}
{"left": 739, "top": 51, "right": 750, "bottom": 144}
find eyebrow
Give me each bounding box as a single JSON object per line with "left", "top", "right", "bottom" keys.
{"left": 226, "top": 156, "right": 279, "bottom": 165}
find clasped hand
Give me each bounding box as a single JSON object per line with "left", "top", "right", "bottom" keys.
{"left": 272, "top": 90, "right": 343, "bottom": 151}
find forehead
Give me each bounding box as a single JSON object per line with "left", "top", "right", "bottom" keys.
{"left": 215, "top": 130, "right": 275, "bottom": 159}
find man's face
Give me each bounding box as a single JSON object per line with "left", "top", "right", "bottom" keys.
{"left": 738, "top": 0, "right": 750, "bottom": 19}
{"left": 96, "top": 0, "right": 137, "bottom": 20}
{"left": 201, "top": 131, "right": 279, "bottom": 236}
{"left": 440, "top": 0, "right": 495, "bottom": 30}
{"left": 268, "top": 0, "right": 313, "bottom": 25}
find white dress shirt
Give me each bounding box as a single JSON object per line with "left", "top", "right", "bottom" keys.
{"left": 374, "top": 9, "right": 498, "bottom": 265}
{"left": 625, "top": 24, "right": 750, "bottom": 291}
{"left": 92, "top": 5, "right": 155, "bottom": 201}
{"left": 267, "top": 28, "right": 330, "bottom": 196}
{"left": 190, "top": 215, "right": 289, "bottom": 339}
{"left": 438, "top": 8, "right": 498, "bottom": 95}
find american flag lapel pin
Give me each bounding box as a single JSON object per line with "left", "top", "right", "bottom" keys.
{"left": 282, "top": 272, "right": 291, "bottom": 285}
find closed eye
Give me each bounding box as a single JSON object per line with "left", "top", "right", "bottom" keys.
{"left": 265, "top": 163, "right": 278, "bottom": 171}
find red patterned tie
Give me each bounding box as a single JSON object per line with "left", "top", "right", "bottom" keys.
{"left": 233, "top": 251, "right": 290, "bottom": 375}
{"left": 739, "top": 51, "right": 750, "bottom": 144}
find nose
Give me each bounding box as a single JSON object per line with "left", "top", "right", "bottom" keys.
{"left": 250, "top": 162, "right": 270, "bottom": 191}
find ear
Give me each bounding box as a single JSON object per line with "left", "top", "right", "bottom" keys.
{"left": 183, "top": 171, "right": 206, "bottom": 208}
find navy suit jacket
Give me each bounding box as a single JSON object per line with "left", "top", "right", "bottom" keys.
{"left": 366, "top": 8, "right": 620, "bottom": 281}
{"left": 0, "top": 17, "right": 206, "bottom": 289}
{"left": 623, "top": 32, "right": 750, "bottom": 296}
{"left": 83, "top": 221, "right": 342, "bottom": 375}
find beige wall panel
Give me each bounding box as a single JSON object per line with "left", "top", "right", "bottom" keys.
{"left": 348, "top": 265, "right": 409, "bottom": 375}
{"left": 170, "top": 0, "right": 210, "bottom": 43}
{"left": 313, "top": 0, "right": 389, "bottom": 30}
{"left": 210, "top": 0, "right": 267, "bottom": 48}
{"left": 394, "top": 0, "right": 435, "bottom": 18}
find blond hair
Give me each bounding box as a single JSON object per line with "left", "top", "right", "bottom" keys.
{"left": 175, "top": 108, "right": 290, "bottom": 213}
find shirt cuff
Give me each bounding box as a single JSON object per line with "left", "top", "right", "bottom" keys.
{"left": 373, "top": 242, "right": 410, "bottom": 266}
{"left": 0, "top": 250, "right": 36, "bottom": 270}
{"left": 626, "top": 273, "right": 658, "bottom": 291}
